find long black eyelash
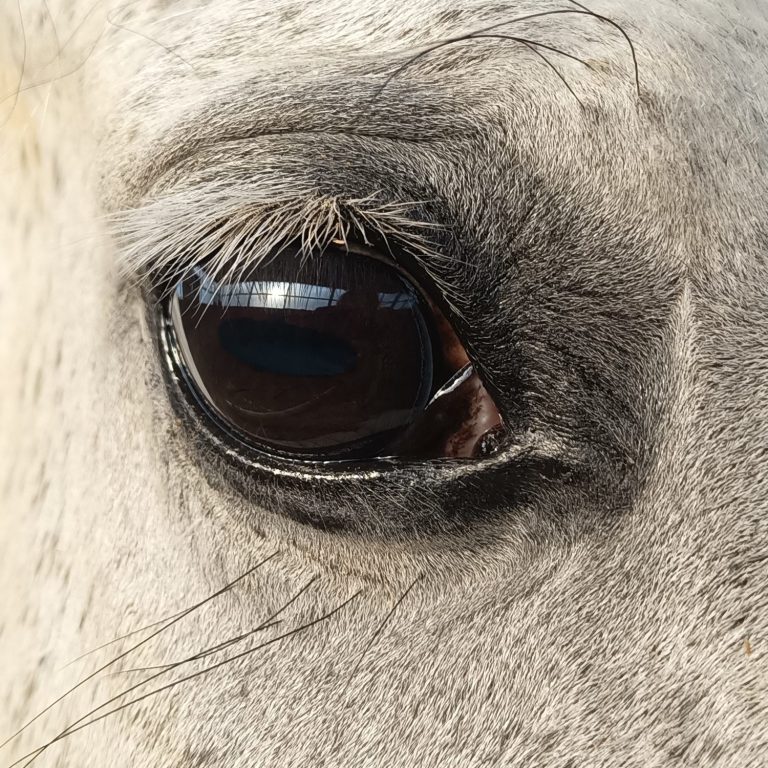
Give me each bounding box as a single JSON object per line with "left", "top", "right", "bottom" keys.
{"left": 0, "top": 551, "right": 279, "bottom": 752}
{"left": 14, "top": 589, "right": 362, "bottom": 768}
{"left": 364, "top": 6, "right": 641, "bottom": 112}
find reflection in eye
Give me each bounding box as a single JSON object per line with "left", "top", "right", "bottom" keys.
{"left": 188, "top": 270, "right": 418, "bottom": 313}
{"left": 168, "top": 244, "right": 505, "bottom": 461}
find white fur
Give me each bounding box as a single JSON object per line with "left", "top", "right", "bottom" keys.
{"left": 1, "top": 2, "right": 767, "bottom": 766}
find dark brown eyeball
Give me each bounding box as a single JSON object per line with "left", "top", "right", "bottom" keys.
{"left": 168, "top": 243, "right": 505, "bottom": 461}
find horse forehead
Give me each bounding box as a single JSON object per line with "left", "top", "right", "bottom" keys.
{"left": 77, "top": 0, "right": 763, "bottom": 47}
{"left": 23, "top": 0, "right": 752, "bottom": 88}
{"left": 87, "top": 0, "right": 764, "bottom": 66}
{"left": 11, "top": 1, "right": 768, "bottom": 92}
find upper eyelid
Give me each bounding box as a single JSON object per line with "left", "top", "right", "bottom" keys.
{"left": 111, "top": 94, "right": 458, "bottom": 212}
{"left": 111, "top": 174, "right": 444, "bottom": 299}
{"left": 110, "top": 7, "right": 604, "bottom": 198}
{"left": 105, "top": 62, "right": 526, "bottom": 288}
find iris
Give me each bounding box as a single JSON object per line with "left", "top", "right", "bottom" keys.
{"left": 169, "top": 243, "right": 504, "bottom": 461}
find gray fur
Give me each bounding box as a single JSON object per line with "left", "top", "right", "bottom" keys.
{"left": 0, "top": 1, "right": 766, "bottom": 766}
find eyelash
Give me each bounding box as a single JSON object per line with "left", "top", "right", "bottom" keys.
{"left": 115, "top": 192, "right": 444, "bottom": 301}
{"left": 160, "top": 225, "right": 512, "bottom": 454}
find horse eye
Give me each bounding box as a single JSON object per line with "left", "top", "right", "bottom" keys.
{"left": 167, "top": 243, "right": 505, "bottom": 462}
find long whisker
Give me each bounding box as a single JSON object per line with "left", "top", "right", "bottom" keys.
{"left": 122, "top": 576, "right": 319, "bottom": 673}
{"left": 480, "top": 35, "right": 593, "bottom": 68}
{"left": 106, "top": 7, "right": 198, "bottom": 74}
{"left": 1, "top": 551, "right": 279, "bottom": 751}
{"left": 565, "top": 0, "right": 641, "bottom": 95}
{"left": 17, "top": 589, "right": 362, "bottom": 768}
{"left": 62, "top": 608, "right": 189, "bottom": 669}
{"left": 1, "top": 0, "right": 27, "bottom": 130}
{"left": 469, "top": 34, "right": 584, "bottom": 107}
{"left": 341, "top": 576, "right": 421, "bottom": 704}
{"left": 41, "top": 1, "right": 62, "bottom": 60}
{"left": 0, "top": 0, "right": 113, "bottom": 113}
{"left": 365, "top": 7, "right": 641, "bottom": 109}
{"left": 9, "top": 577, "right": 317, "bottom": 768}
{"left": 110, "top": 620, "right": 283, "bottom": 674}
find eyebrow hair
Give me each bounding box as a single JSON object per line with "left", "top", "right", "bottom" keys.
{"left": 112, "top": 68, "right": 480, "bottom": 210}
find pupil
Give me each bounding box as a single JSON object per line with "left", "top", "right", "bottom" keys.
{"left": 171, "top": 246, "right": 436, "bottom": 458}
{"left": 218, "top": 319, "right": 358, "bottom": 377}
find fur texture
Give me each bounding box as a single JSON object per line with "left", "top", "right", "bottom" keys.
{"left": 1, "top": 1, "right": 767, "bottom": 766}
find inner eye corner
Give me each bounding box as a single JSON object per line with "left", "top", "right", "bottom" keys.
{"left": 161, "top": 239, "right": 508, "bottom": 468}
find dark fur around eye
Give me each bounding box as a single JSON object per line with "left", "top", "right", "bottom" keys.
{"left": 149, "top": 236, "right": 588, "bottom": 539}
{"left": 141, "top": 112, "right": 680, "bottom": 540}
